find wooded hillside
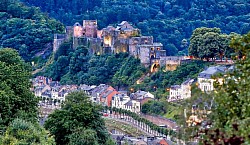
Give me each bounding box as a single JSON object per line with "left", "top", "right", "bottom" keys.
{"left": 21, "top": 0, "right": 250, "bottom": 55}
{"left": 0, "top": 0, "right": 64, "bottom": 61}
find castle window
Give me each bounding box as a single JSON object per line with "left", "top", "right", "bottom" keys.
{"left": 151, "top": 47, "right": 154, "bottom": 51}
{"left": 157, "top": 47, "right": 160, "bottom": 50}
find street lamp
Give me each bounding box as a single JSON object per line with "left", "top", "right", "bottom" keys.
{"left": 130, "top": 88, "right": 134, "bottom": 93}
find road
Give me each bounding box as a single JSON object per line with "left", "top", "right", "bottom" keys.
{"left": 106, "top": 116, "right": 155, "bottom": 136}
{"left": 105, "top": 117, "right": 154, "bottom": 136}
{"left": 140, "top": 114, "right": 179, "bottom": 130}
{"left": 105, "top": 114, "right": 166, "bottom": 137}
{"left": 106, "top": 113, "right": 186, "bottom": 144}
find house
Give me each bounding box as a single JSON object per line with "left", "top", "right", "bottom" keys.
{"left": 147, "top": 138, "right": 175, "bottom": 145}
{"left": 125, "top": 90, "right": 154, "bottom": 113}
{"left": 34, "top": 85, "right": 51, "bottom": 97}
{"left": 123, "top": 136, "right": 147, "bottom": 145}
{"left": 90, "top": 84, "right": 119, "bottom": 106}
{"left": 124, "top": 100, "right": 141, "bottom": 113}
{"left": 131, "top": 90, "right": 154, "bottom": 100}
{"left": 111, "top": 134, "right": 125, "bottom": 145}
{"left": 100, "top": 86, "right": 119, "bottom": 107}
{"left": 111, "top": 93, "right": 130, "bottom": 109}
{"left": 168, "top": 85, "right": 181, "bottom": 101}
{"left": 181, "top": 78, "right": 195, "bottom": 99}
{"left": 168, "top": 79, "right": 195, "bottom": 102}
{"left": 41, "top": 90, "right": 52, "bottom": 101}
{"left": 198, "top": 66, "right": 227, "bottom": 92}
{"left": 111, "top": 90, "right": 153, "bottom": 114}
{"left": 90, "top": 84, "right": 109, "bottom": 104}
{"left": 78, "top": 84, "right": 96, "bottom": 95}
{"left": 51, "top": 86, "right": 60, "bottom": 99}
{"left": 32, "top": 76, "right": 52, "bottom": 87}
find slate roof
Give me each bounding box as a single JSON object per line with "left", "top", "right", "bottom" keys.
{"left": 118, "top": 21, "right": 127, "bottom": 26}
{"left": 132, "top": 90, "right": 155, "bottom": 100}
{"left": 34, "top": 86, "right": 44, "bottom": 91}
{"left": 102, "top": 90, "right": 114, "bottom": 98}
{"left": 170, "top": 85, "right": 181, "bottom": 90}
{"left": 112, "top": 93, "right": 127, "bottom": 101}
{"left": 41, "top": 90, "right": 51, "bottom": 98}
{"left": 79, "top": 84, "right": 96, "bottom": 91}
{"left": 124, "top": 100, "right": 133, "bottom": 106}
{"left": 49, "top": 81, "right": 60, "bottom": 87}
{"left": 182, "top": 78, "right": 195, "bottom": 85}
{"left": 90, "top": 84, "right": 109, "bottom": 97}
{"left": 198, "top": 66, "right": 227, "bottom": 79}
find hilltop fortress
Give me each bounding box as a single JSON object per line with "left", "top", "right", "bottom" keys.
{"left": 53, "top": 20, "right": 187, "bottom": 72}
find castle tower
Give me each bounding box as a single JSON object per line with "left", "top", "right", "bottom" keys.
{"left": 53, "top": 34, "right": 66, "bottom": 52}
{"left": 73, "top": 22, "right": 83, "bottom": 38}
{"left": 136, "top": 42, "right": 165, "bottom": 72}
{"left": 83, "top": 20, "right": 98, "bottom": 38}
{"left": 129, "top": 36, "right": 153, "bottom": 57}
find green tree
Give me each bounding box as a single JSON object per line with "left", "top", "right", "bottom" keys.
{"left": 112, "top": 56, "right": 146, "bottom": 88}
{"left": 0, "top": 118, "right": 55, "bottom": 145}
{"left": 189, "top": 27, "right": 233, "bottom": 61}
{"left": 0, "top": 1, "right": 64, "bottom": 61}
{"left": 69, "top": 46, "right": 89, "bottom": 74}
{"left": 0, "top": 48, "right": 38, "bottom": 127}
{"left": 44, "top": 91, "right": 109, "bottom": 145}
{"left": 188, "top": 27, "right": 221, "bottom": 60}
{"left": 68, "top": 128, "right": 98, "bottom": 145}
{"left": 204, "top": 31, "right": 250, "bottom": 144}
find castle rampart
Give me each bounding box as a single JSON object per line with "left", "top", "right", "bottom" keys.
{"left": 53, "top": 20, "right": 190, "bottom": 72}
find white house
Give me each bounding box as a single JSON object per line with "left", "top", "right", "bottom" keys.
{"left": 111, "top": 93, "right": 130, "bottom": 109}
{"left": 181, "top": 79, "right": 195, "bottom": 99}
{"left": 169, "top": 85, "right": 181, "bottom": 101}
{"left": 168, "top": 79, "right": 194, "bottom": 102}
{"left": 198, "top": 66, "right": 227, "bottom": 92}
{"left": 124, "top": 100, "right": 141, "bottom": 113}
{"left": 34, "top": 85, "right": 51, "bottom": 97}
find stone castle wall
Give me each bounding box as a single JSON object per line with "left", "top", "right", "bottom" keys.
{"left": 53, "top": 20, "right": 177, "bottom": 71}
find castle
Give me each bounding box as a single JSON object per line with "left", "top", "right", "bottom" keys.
{"left": 53, "top": 20, "right": 186, "bottom": 72}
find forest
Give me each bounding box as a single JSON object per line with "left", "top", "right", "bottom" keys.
{"left": 41, "top": 41, "right": 146, "bottom": 87}
{"left": 21, "top": 0, "right": 250, "bottom": 55}
{"left": 0, "top": 0, "right": 64, "bottom": 61}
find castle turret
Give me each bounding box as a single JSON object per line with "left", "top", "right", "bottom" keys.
{"left": 53, "top": 34, "right": 66, "bottom": 52}
{"left": 83, "top": 20, "right": 98, "bottom": 38}
{"left": 73, "top": 22, "right": 83, "bottom": 37}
